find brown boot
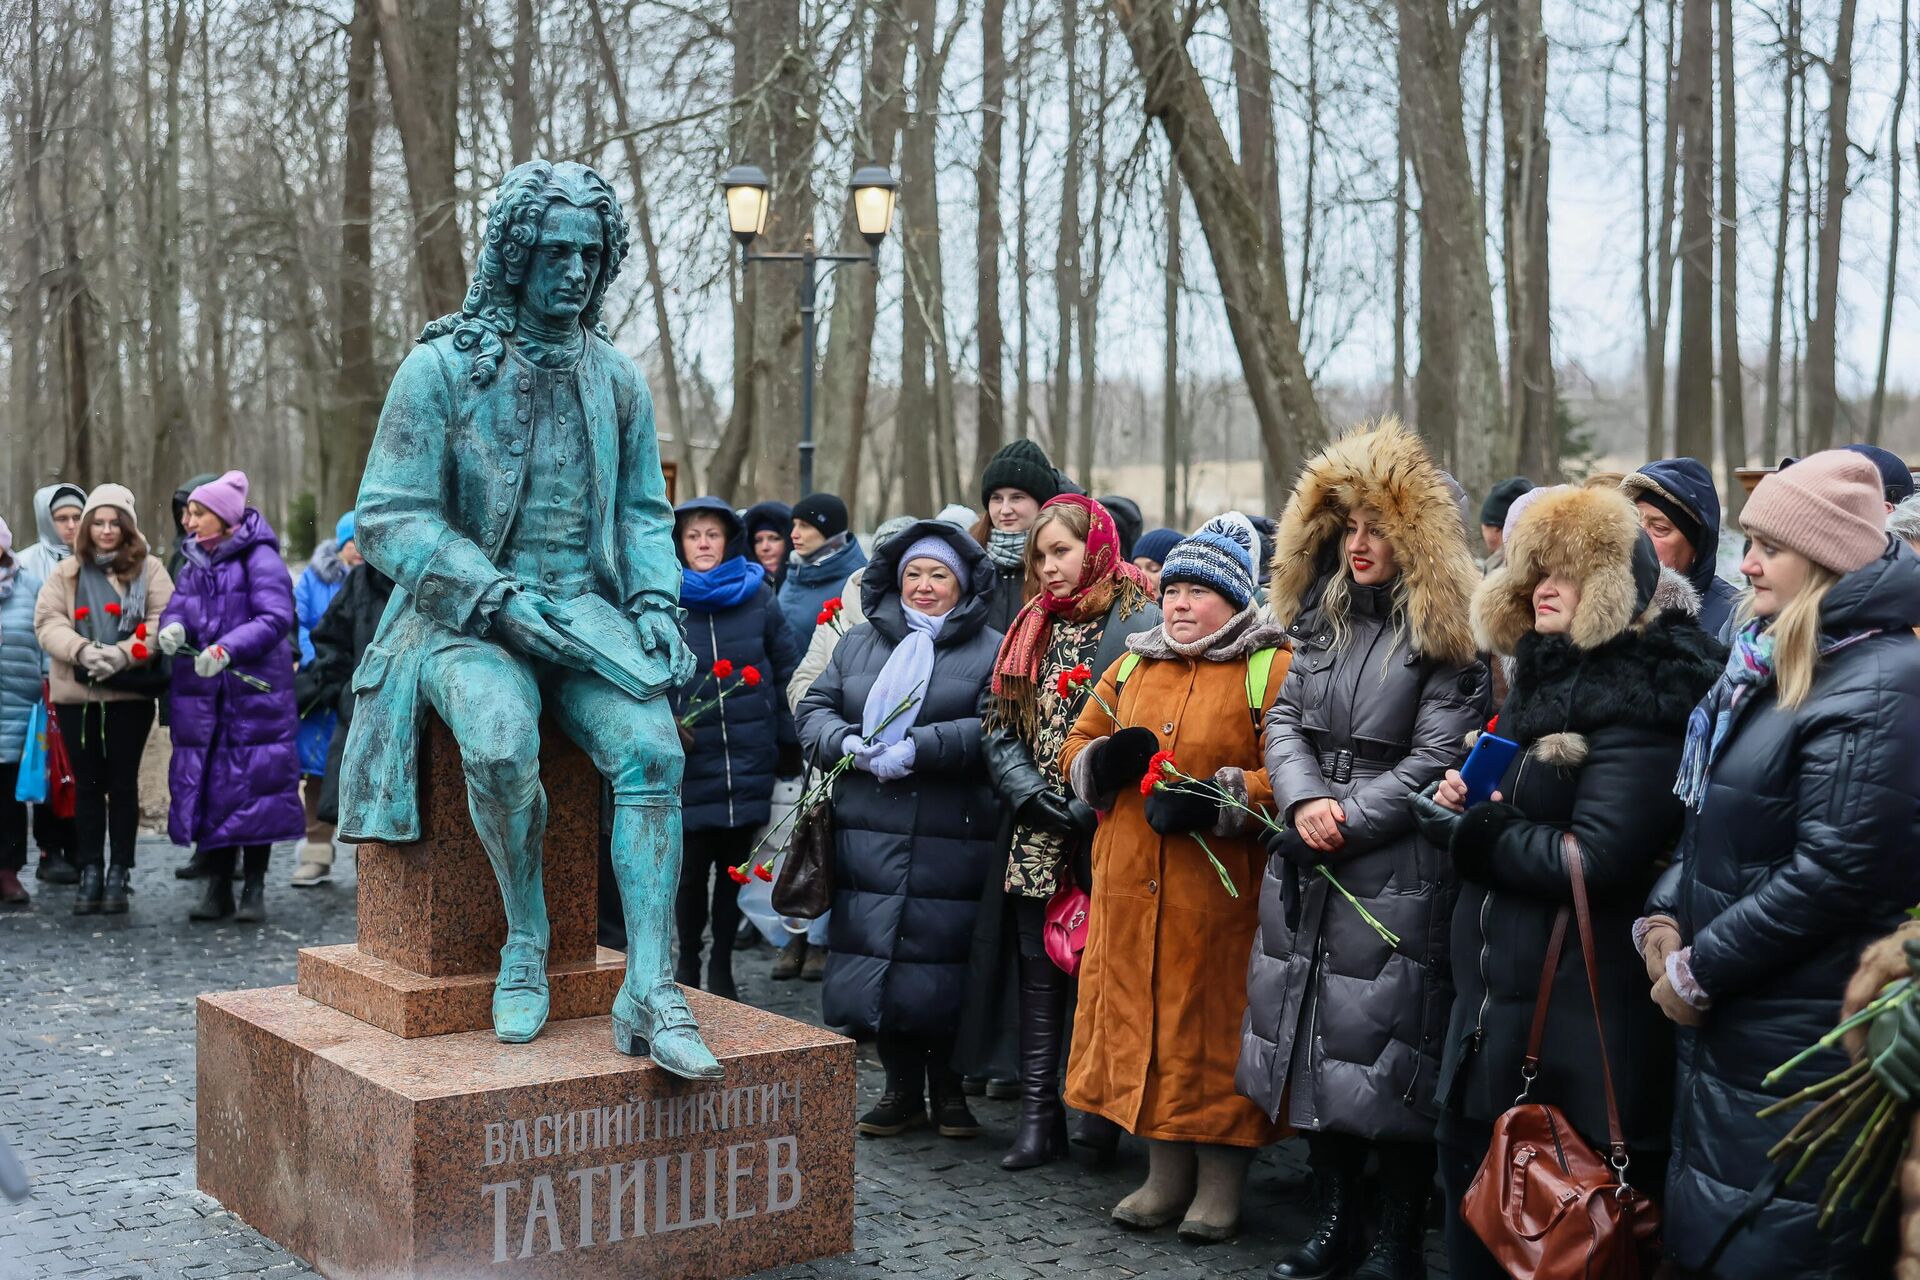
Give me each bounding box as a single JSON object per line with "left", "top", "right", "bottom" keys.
{"left": 771, "top": 938, "right": 807, "bottom": 981}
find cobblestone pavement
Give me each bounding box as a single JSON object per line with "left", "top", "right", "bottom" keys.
{"left": 1, "top": 835, "right": 1448, "bottom": 1279}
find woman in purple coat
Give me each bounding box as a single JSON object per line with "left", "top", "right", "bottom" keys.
{"left": 156, "top": 471, "right": 305, "bottom": 923}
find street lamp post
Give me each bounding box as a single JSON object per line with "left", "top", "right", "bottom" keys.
{"left": 721, "top": 163, "right": 899, "bottom": 495}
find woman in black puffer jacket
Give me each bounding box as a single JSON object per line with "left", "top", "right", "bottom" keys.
{"left": 1637, "top": 452, "right": 1920, "bottom": 1278}
{"left": 1413, "top": 486, "right": 1723, "bottom": 1280}
{"left": 671, "top": 496, "right": 802, "bottom": 999}
{"left": 796, "top": 520, "right": 1005, "bottom": 1141}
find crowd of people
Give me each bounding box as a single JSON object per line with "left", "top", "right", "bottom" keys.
{"left": 10, "top": 425, "right": 1920, "bottom": 1277}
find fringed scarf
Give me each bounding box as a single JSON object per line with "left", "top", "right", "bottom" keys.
{"left": 1674, "top": 617, "right": 1880, "bottom": 811}
{"left": 990, "top": 495, "right": 1152, "bottom": 733}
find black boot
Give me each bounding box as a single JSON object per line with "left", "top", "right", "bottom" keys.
{"left": 234, "top": 877, "right": 267, "bottom": 923}
{"left": 1351, "top": 1171, "right": 1430, "bottom": 1280}
{"left": 674, "top": 946, "right": 702, "bottom": 988}
{"left": 175, "top": 848, "right": 214, "bottom": 880}
{"left": 1073, "top": 1111, "right": 1123, "bottom": 1160}
{"left": 190, "top": 873, "right": 236, "bottom": 921}
{"left": 38, "top": 854, "right": 80, "bottom": 885}
{"left": 856, "top": 1092, "right": 928, "bottom": 1136}
{"left": 72, "top": 864, "right": 104, "bottom": 915}
{"left": 1002, "top": 954, "right": 1069, "bottom": 1170}
{"left": 1269, "top": 1163, "right": 1360, "bottom": 1280}
{"left": 707, "top": 949, "right": 738, "bottom": 1001}
{"left": 101, "top": 865, "right": 130, "bottom": 915}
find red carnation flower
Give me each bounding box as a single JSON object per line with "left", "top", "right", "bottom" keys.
{"left": 753, "top": 863, "right": 774, "bottom": 882}
{"left": 1055, "top": 671, "right": 1073, "bottom": 698}
{"left": 817, "top": 610, "right": 831, "bottom": 625}
{"left": 1486, "top": 714, "right": 1500, "bottom": 734}
{"left": 727, "top": 866, "right": 750, "bottom": 885}
{"left": 741, "top": 666, "right": 762, "bottom": 687}
{"left": 131, "top": 643, "right": 149, "bottom": 661}
{"left": 74, "top": 606, "right": 90, "bottom": 621}
{"left": 104, "top": 602, "right": 122, "bottom": 617}
{"left": 135, "top": 622, "right": 148, "bottom": 640}
{"left": 713, "top": 659, "right": 735, "bottom": 679}
{"left": 1140, "top": 749, "right": 1178, "bottom": 796}
{"left": 825, "top": 598, "right": 844, "bottom": 615}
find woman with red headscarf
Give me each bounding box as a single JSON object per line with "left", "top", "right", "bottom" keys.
{"left": 963, "top": 495, "right": 1160, "bottom": 1171}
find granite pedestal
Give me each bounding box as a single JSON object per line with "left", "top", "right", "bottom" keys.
{"left": 196, "top": 717, "right": 856, "bottom": 1278}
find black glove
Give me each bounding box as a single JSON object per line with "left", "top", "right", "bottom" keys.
{"left": 1410, "top": 781, "right": 1465, "bottom": 850}
{"left": 1020, "top": 789, "right": 1098, "bottom": 836}
{"left": 1261, "top": 822, "right": 1321, "bottom": 869}
{"left": 1144, "top": 787, "right": 1219, "bottom": 835}
{"left": 1088, "top": 726, "right": 1160, "bottom": 796}
{"left": 1072, "top": 844, "right": 1094, "bottom": 893}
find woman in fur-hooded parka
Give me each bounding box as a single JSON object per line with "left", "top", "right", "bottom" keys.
{"left": 1236, "top": 418, "right": 1489, "bottom": 1277}
{"left": 1412, "top": 486, "right": 1725, "bottom": 1280}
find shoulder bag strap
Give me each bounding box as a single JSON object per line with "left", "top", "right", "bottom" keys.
{"left": 1521, "top": 903, "right": 1571, "bottom": 1093}
{"left": 1562, "top": 831, "right": 1632, "bottom": 1170}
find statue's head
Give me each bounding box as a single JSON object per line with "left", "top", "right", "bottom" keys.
{"left": 419, "top": 160, "right": 631, "bottom": 385}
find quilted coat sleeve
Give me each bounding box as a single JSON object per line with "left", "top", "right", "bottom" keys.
{"left": 216, "top": 545, "right": 296, "bottom": 665}
{"left": 1448, "top": 724, "right": 1687, "bottom": 904}
{"left": 1688, "top": 657, "right": 1920, "bottom": 999}
{"left": 1337, "top": 660, "right": 1488, "bottom": 857}
{"left": 981, "top": 686, "right": 1049, "bottom": 812}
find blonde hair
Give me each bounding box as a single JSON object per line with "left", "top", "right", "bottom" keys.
{"left": 1738, "top": 561, "right": 1843, "bottom": 710}
{"left": 1319, "top": 558, "right": 1413, "bottom": 679}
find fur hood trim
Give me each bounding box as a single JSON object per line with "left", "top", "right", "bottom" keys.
{"left": 1267, "top": 416, "right": 1480, "bottom": 667}
{"left": 1475, "top": 485, "right": 1680, "bottom": 656}
{"left": 1499, "top": 607, "right": 1726, "bottom": 748}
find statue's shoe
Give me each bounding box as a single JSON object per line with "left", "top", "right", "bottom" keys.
{"left": 612, "top": 983, "right": 724, "bottom": 1081}
{"left": 493, "top": 958, "right": 550, "bottom": 1044}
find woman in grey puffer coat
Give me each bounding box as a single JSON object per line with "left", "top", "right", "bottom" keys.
{"left": 1237, "top": 420, "right": 1487, "bottom": 1280}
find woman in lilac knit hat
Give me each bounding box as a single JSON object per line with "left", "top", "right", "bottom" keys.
{"left": 157, "top": 471, "right": 305, "bottom": 924}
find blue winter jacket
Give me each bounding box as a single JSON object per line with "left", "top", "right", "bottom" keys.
{"left": 673, "top": 497, "right": 805, "bottom": 833}
{"left": 776, "top": 535, "right": 867, "bottom": 651}
{"left": 0, "top": 561, "right": 46, "bottom": 764}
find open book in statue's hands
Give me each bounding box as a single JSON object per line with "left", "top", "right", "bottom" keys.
{"left": 538, "top": 593, "right": 680, "bottom": 701}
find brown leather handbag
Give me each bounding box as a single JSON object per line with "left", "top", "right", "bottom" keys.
{"left": 770, "top": 790, "right": 834, "bottom": 920}
{"left": 1460, "top": 833, "right": 1662, "bottom": 1280}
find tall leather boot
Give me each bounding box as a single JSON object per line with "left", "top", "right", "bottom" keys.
{"left": 469, "top": 783, "right": 551, "bottom": 1044}
{"left": 609, "top": 799, "right": 723, "bottom": 1080}
{"left": 1269, "top": 1148, "right": 1362, "bottom": 1280}
{"left": 1001, "top": 953, "right": 1069, "bottom": 1170}
{"left": 1351, "top": 1155, "right": 1431, "bottom": 1280}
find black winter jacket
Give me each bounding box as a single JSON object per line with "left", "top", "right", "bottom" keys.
{"left": 796, "top": 521, "right": 1005, "bottom": 1036}
{"left": 1425, "top": 607, "right": 1722, "bottom": 1151}
{"left": 675, "top": 580, "right": 802, "bottom": 833}
{"left": 293, "top": 564, "right": 394, "bottom": 825}
{"left": 1649, "top": 540, "right": 1920, "bottom": 1278}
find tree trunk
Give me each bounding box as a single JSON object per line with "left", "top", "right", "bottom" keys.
{"left": 1497, "top": 0, "right": 1552, "bottom": 479}
{"left": 1804, "top": 0, "right": 1856, "bottom": 451}
{"left": 1870, "top": 0, "right": 1909, "bottom": 446}
{"left": 323, "top": 0, "right": 378, "bottom": 517}
{"left": 584, "top": 0, "right": 690, "bottom": 484}
{"left": 1296, "top": 0, "right": 1319, "bottom": 325}
{"left": 1109, "top": 0, "right": 1325, "bottom": 492}
{"left": 1014, "top": 5, "right": 1034, "bottom": 443}
{"left": 147, "top": 0, "right": 191, "bottom": 501}
{"left": 1162, "top": 157, "right": 1181, "bottom": 526}
{"left": 1222, "top": 0, "right": 1285, "bottom": 272}
{"left": 1051, "top": 0, "right": 1080, "bottom": 457}
{"left": 1672, "top": 0, "right": 1713, "bottom": 463}
{"left": 1397, "top": 0, "right": 1507, "bottom": 494}
{"left": 1074, "top": 15, "right": 1109, "bottom": 492}
{"left": 1641, "top": 0, "right": 1681, "bottom": 459}
{"left": 372, "top": 0, "right": 466, "bottom": 322}
{"left": 972, "top": 0, "right": 1008, "bottom": 483}
{"left": 10, "top": 0, "right": 48, "bottom": 516}
{"left": 96, "top": 0, "right": 125, "bottom": 488}
{"left": 1392, "top": 104, "right": 1409, "bottom": 420}
{"left": 508, "top": 0, "right": 534, "bottom": 165}
{"left": 1761, "top": 0, "right": 1798, "bottom": 464}
{"left": 197, "top": 0, "right": 231, "bottom": 465}
{"left": 897, "top": 0, "right": 938, "bottom": 515}
{"left": 1715, "top": 0, "right": 1747, "bottom": 511}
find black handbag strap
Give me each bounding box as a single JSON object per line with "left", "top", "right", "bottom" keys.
{"left": 1518, "top": 833, "right": 1631, "bottom": 1170}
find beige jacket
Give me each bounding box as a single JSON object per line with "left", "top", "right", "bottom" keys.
{"left": 784, "top": 564, "right": 870, "bottom": 713}
{"left": 34, "top": 554, "right": 175, "bottom": 705}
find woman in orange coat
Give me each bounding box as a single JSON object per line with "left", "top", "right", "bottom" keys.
{"left": 1060, "top": 512, "right": 1292, "bottom": 1244}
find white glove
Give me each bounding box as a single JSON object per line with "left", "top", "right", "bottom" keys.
{"left": 157, "top": 622, "right": 188, "bottom": 655}
{"left": 193, "top": 644, "right": 231, "bottom": 678}
{"left": 868, "top": 738, "right": 917, "bottom": 781}
{"left": 80, "top": 644, "right": 129, "bottom": 680}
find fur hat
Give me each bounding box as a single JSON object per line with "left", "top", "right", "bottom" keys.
{"left": 1268, "top": 416, "right": 1480, "bottom": 667}
{"left": 1474, "top": 485, "right": 1671, "bottom": 656}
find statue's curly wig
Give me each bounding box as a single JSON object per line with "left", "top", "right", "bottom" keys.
{"left": 418, "top": 159, "right": 630, "bottom": 386}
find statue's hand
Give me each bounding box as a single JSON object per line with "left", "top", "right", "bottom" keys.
{"left": 634, "top": 606, "right": 693, "bottom": 685}
{"left": 495, "top": 590, "right": 594, "bottom": 670}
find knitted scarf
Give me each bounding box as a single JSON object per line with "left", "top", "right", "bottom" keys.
{"left": 985, "top": 526, "right": 1028, "bottom": 570}
{"left": 679, "top": 555, "right": 765, "bottom": 613}
{"left": 1674, "top": 617, "right": 1880, "bottom": 811}
{"left": 990, "top": 495, "right": 1152, "bottom": 730}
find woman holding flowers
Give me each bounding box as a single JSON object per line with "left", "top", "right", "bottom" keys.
{"left": 795, "top": 519, "right": 1005, "bottom": 1140}
{"left": 1057, "top": 511, "right": 1291, "bottom": 1243}
{"left": 967, "top": 494, "right": 1160, "bottom": 1172}
{"left": 31, "top": 483, "right": 174, "bottom": 914}
{"left": 1636, "top": 453, "right": 1920, "bottom": 1279}
{"left": 1409, "top": 485, "right": 1723, "bottom": 1280}
{"left": 671, "top": 496, "right": 802, "bottom": 999}
{"left": 1237, "top": 419, "right": 1487, "bottom": 1280}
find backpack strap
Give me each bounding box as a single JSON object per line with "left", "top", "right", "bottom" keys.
{"left": 1114, "top": 652, "right": 1143, "bottom": 693}
{"left": 1244, "top": 647, "right": 1279, "bottom": 726}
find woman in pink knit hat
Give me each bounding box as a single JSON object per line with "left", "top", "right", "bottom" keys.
{"left": 1638, "top": 450, "right": 1920, "bottom": 1276}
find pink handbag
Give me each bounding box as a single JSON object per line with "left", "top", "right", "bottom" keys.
{"left": 1044, "top": 880, "right": 1091, "bottom": 976}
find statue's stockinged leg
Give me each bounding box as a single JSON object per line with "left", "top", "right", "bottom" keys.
{"left": 610, "top": 795, "right": 723, "bottom": 1080}
{"left": 468, "top": 771, "right": 552, "bottom": 1044}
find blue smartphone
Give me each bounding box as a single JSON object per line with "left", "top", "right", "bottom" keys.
{"left": 1459, "top": 733, "right": 1521, "bottom": 805}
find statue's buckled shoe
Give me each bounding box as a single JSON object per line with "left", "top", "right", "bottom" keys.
{"left": 493, "top": 959, "right": 550, "bottom": 1045}
{"left": 612, "top": 983, "right": 724, "bottom": 1081}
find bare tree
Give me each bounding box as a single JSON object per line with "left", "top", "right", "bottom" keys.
{"left": 1804, "top": 0, "right": 1856, "bottom": 452}
{"left": 1869, "top": 0, "right": 1910, "bottom": 445}
{"left": 507, "top": 0, "right": 534, "bottom": 165}
{"left": 1673, "top": 0, "right": 1713, "bottom": 463}
{"left": 372, "top": 0, "right": 466, "bottom": 321}
{"left": 1640, "top": 0, "right": 1681, "bottom": 459}
{"left": 322, "top": 0, "right": 378, "bottom": 516}
{"left": 1051, "top": 0, "right": 1081, "bottom": 455}
{"left": 1716, "top": 0, "right": 1747, "bottom": 509}
{"left": 1761, "top": 0, "right": 1800, "bottom": 464}
{"left": 898, "top": 0, "right": 939, "bottom": 515}
{"left": 974, "top": 0, "right": 1008, "bottom": 480}
{"left": 1497, "top": 0, "right": 1552, "bottom": 478}
{"left": 1163, "top": 155, "right": 1181, "bottom": 526}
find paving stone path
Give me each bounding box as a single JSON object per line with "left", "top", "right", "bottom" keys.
{"left": 0, "top": 836, "right": 1448, "bottom": 1279}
